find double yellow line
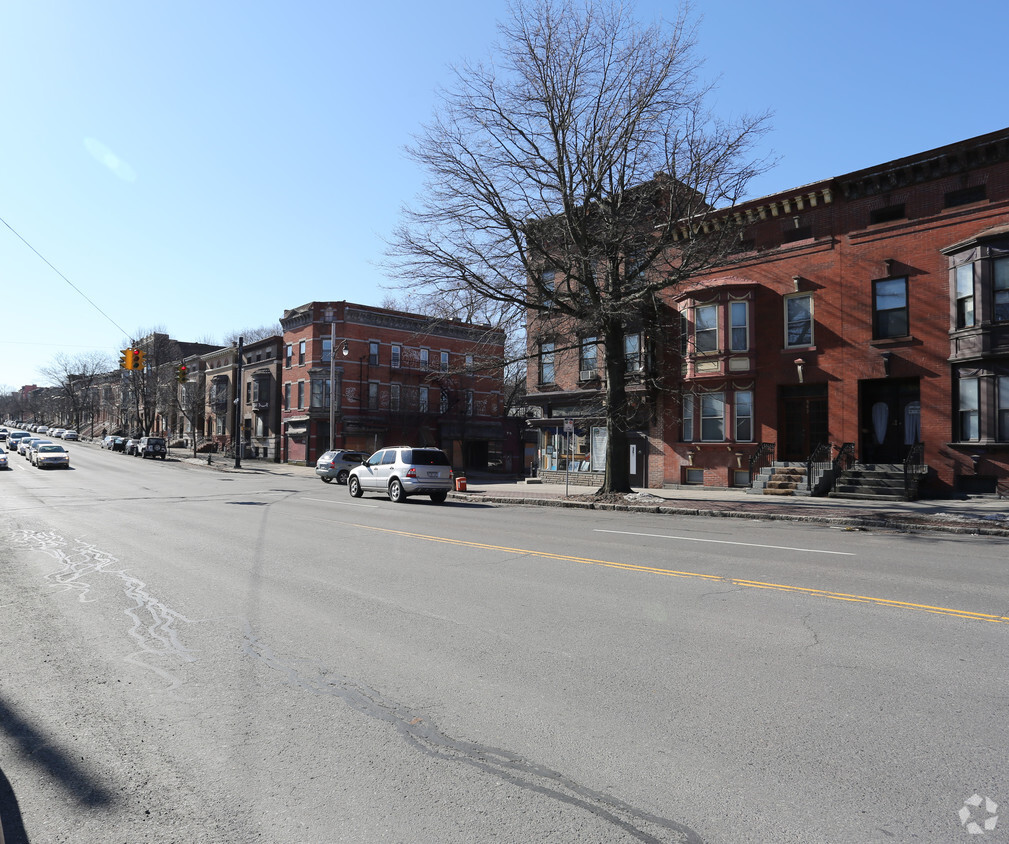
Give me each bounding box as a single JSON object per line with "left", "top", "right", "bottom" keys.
{"left": 356, "top": 524, "right": 1009, "bottom": 626}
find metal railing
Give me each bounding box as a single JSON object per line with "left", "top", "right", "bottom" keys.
{"left": 903, "top": 441, "right": 925, "bottom": 501}
{"left": 805, "top": 442, "right": 833, "bottom": 495}
{"left": 748, "top": 442, "right": 775, "bottom": 484}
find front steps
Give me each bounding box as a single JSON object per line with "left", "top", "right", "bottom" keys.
{"left": 828, "top": 463, "right": 925, "bottom": 501}
{"left": 747, "top": 462, "right": 813, "bottom": 496}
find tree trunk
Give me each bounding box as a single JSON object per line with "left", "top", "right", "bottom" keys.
{"left": 599, "top": 319, "right": 633, "bottom": 494}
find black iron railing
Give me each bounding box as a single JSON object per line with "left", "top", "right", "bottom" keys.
{"left": 748, "top": 442, "right": 775, "bottom": 484}
{"left": 903, "top": 441, "right": 925, "bottom": 501}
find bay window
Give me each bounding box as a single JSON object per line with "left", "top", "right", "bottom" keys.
{"left": 729, "top": 301, "right": 749, "bottom": 352}
{"left": 695, "top": 305, "right": 718, "bottom": 353}
{"left": 959, "top": 377, "right": 979, "bottom": 441}
{"left": 955, "top": 264, "right": 975, "bottom": 329}
{"left": 682, "top": 394, "right": 694, "bottom": 442}
{"left": 995, "top": 258, "right": 1009, "bottom": 322}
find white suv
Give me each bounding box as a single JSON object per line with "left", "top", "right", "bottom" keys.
{"left": 348, "top": 447, "right": 454, "bottom": 504}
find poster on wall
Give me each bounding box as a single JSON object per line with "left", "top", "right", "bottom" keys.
{"left": 590, "top": 426, "right": 607, "bottom": 472}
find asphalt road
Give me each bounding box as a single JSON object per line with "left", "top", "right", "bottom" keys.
{"left": 1, "top": 442, "right": 1007, "bottom": 843}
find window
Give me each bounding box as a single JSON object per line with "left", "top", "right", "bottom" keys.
{"left": 420, "top": 348, "right": 430, "bottom": 370}
{"left": 945, "top": 185, "right": 986, "bottom": 208}
{"left": 465, "top": 389, "right": 474, "bottom": 415}
{"left": 995, "top": 258, "right": 1009, "bottom": 323}
{"left": 465, "top": 354, "right": 473, "bottom": 371}
{"left": 682, "top": 394, "right": 694, "bottom": 442}
{"left": 695, "top": 305, "right": 718, "bottom": 353}
{"left": 284, "top": 384, "right": 290, "bottom": 410}
{"left": 440, "top": 351, "right": 449, "bottom": 371}
{"left": 367, "top": 382, "right": 379, "bottom": 410}
{"left": 310, "top": 378, "right": 331, "bottom": 408}
{"left": 729, "top": 301, "right": 748, "bottom": 352}
{"left": 735, "top": 390, "right": 753, "bottom": 442}
{"left": 298, "top": 340, "right": 305, "bottom": 365}
{"left": 579, "top": 337, "right": 598, "bottom": 376}
{"left": 539, "top": 342, "right": 555, "bottom": 383}
{"left": 873, "top": 277, "right": 909, "bottom": 339}
{"left": 955, "top": 264, "right": 975, "bottom": 329}
{"left": 322, "top": 338, "right": 332, "bottom": 363}
{"left": 541, "top": 269, "right": 555, "bottom": 307}
{"left": 1000, "top": 376, "right": 1009, "bottom": 441}
{"left": 959, "top": 377, "right": 979, "bottom": 441}
{"left": 390, "top": 383, "right": 401, "bottom": 411}
{"left": 419, "top": 386, "right": 429, "bottom": 413}
{"left": 285, "top": 344, "right": 292, "bottom": 367}
{"left": 369, "top": 342, "right": 379, "bottom": 366}
{"left": 624, "top": 333, "right": 642, "bottom": 372}
{"left": 391, "top": 345, "right": 401, "bottom": 368}
{"left": 246, "top": 382, "right": 252, "bottom": 403}
{"left": 785, "top": 294, "right": 813, "bottom": 347}
{"left": 700, "top": 392, "right": 724, "bottom": 441}
{"left": 440, "top": 389, "right": 450, "bottom": 414}
{"left": 297, "top": 381, "right": 304, "bottom": 410}
{"left": 679, "top": 310, "right": 689, "bottom": 357}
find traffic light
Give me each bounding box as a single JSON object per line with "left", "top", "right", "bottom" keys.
{"left": 177, "top": 364, "right": 188, "bottom": 383}
{"left": 119, "top": 349, "right": 132, "bottom": 370}
{"left": 132, "top": 349, "right": 145, "bottom": 370}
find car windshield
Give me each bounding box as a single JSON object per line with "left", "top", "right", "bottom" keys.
{"left": 39, "top": 445, "right": 65, "bottom": 453}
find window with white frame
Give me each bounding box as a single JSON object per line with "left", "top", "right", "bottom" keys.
{"left": 420, "top": 348, "right": 430, "bottom": 370}
{"left": 322, "top": 338, "right": 332, "bottom": 363}
{"left": 682, "top": 394, "right": 694, "bottom": 441}
{"left": 955, "top": 264, "right": 975, "bottom": 329}
{"left": 729, "top": 301, "right": 749, "bottom": 352}
{"left": 391, "top": 345, "right": 401, "bottom": 368}
{"left": 541, "top": 269, "right": 555, "bottom": 307}
{"left": 694, "top": 304, "right": 718, "bottom": 353}
{"left": 735, "top": 390, "right": 753, "bottom": 441}
{"left": 440, "top": 351, "right": 449, "bottom": 371}
{"left": 465, "top": 353, "right": 473, "bottom": 371}
{"left": 579, "top": 337, "right": 598, "bottom": 376}
{"left": 785, "top": 294, "right": 813, "bottom": 347}
{"left": 700, "top": 392, "right": 725, "bottom": 441}
{"left": 959, "top": 377, "right": 979, "bottom": 441}
{"left": 624, "top": 333, "right": 643, "bottom": 372}
{"left": 298, "top": 340, "right": 305, "bottom": 365}
{"left": 285, "top": 344, "right": 292, "bottom": 367}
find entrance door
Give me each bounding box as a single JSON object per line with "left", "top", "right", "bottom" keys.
{"left": 859, "top": 378, "right": 920, "bottom": 464}
{"left": 628, "top": 437, "right": 646, "bottom": 487}
{"left": 779, "top": 385, "right": 829, "bottom": 461}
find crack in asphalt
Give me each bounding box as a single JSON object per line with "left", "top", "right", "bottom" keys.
{"left": 242, "top": 624, "right": 702, "bottom": 844}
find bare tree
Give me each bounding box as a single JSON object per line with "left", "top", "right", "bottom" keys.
{"left": 388, "top": 0, "right": 770, "bottom": 492}
{"left": 222, "top": 324, "right": 283, "bottom": 346}
{"left": 40, "top": 351, "right": 111, "bottom": 434}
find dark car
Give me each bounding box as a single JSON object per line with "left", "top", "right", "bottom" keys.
{"left": 124, "top": 438, "right": 140, "bottom": 456}
{"left": 138, "top": 436, "right": 167, "bottom": 460}
{"left": 111, "top": 437, "right": 126, "bottom": 452}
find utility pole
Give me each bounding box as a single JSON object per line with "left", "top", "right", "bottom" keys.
{"left": 234, "top": 336, "right": 244, "bottom": 469}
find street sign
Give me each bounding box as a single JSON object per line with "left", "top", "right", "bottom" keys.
{"left": 563, "top": 418, "right": 574, "bottom": 433}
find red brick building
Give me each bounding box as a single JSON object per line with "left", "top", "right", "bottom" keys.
{"left": 280, "top": 301, "right": 508, "bottom": 468}
{"left": 527, "top": 127, "right": 1009, "bottom": 497}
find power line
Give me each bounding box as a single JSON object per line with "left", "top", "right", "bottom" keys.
{"left": 0, "top": 214, "right": 131, "bottom": 339}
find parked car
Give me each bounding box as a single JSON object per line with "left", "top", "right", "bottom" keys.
{"left": 138, "top": 436, "right": 167, "bottom": 459}
{"left": 101, "top": 435, "right": 116, "bottom": 449}
{"left": 49, "top": 428, "right": 66, "bottom": 439}
{"left": 111, "top": 437, "right": 126, "bottom": 452}
{"left": 347, "top": 446, "right": 454, "bottom": 503}
{"left": 62, "top": 430, "right": 79, "bottom": 441}
{"left": 34, "top": 444, "right": 70, "bottom": 469}
{"left": 124, "top": 438, "right": 140, "bottom": 456}
{"left": 0, "top": 428, "right": 8, "bottom": 441}
{"left": 0, "top": 447, "right": 8, "bottom": 470}
{"left": 315, "top": 450, "right": 369, "bottom": 484}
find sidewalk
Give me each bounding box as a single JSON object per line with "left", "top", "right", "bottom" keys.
{"left": 180, "top": 453, "right": 1009, "bottom": 537}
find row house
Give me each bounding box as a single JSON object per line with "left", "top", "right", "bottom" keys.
{"left": 280, "top": 301, "right": 507, "bottom": 467}
{"left": 526, "top": 126, "right": 1009, "bottom": 497}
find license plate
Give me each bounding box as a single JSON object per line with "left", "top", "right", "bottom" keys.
{"left": 427, "top": 471, "right": 440, "bottom": 478}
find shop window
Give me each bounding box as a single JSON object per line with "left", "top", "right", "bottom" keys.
{"left": 784, "top": 294, "right": 813, "bottom": 347}
{"left": 959, "top": 377, "right": 979, "bottom": 441}
{"left": 873, "top": 277, "right": 909, "bottom": 339}
{"left": 955, "top": 264, "right": 975, "bottom": 329}
{"left": 695, "top": 305, "right": 718, "bottom": 353}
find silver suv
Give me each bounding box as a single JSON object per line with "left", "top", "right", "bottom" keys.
{"left": 347, "top": 447, "right": 454, "bottom": 504}
{"left": 315, "top": 450, "right": 368, "bottom": 485}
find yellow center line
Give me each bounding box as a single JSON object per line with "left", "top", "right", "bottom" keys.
{"left": 354, "top": 523, "right": 1009, "bottom": 626}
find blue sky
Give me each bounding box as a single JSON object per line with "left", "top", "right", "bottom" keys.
{"left": 3, "top": 0, "right": 1008, "bottom": 391}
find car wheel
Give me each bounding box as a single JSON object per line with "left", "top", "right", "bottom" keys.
{"left": 388, "top": 479, "right": 406, "bottom": 503}
{"left": 430, "top": 491, "right": 448, "bottom": 504}
{"left": 321, "top": 476, "right": 333, "bottom": 484}
{"left": 337, "top": 469, "right": 349, "bottom": 485}
{"left": 348, "top": 476, "right": 363, "bottom": 498}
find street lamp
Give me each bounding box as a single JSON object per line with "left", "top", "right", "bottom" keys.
{"left": 325, "top": 309, "right": 337, "bottom": 451}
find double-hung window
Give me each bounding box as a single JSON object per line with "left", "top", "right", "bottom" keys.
{"left": 682, "top": 394, "right": 694, "bottom": 442}
{"left": 624, "top": 333, "right": 642, "bottom": 372}
{"left": 283, "top": 384, "right": 290, "bottom": 411}
{"left": 735, "top": 390, "right": 753, "bottom": 441}
{"left": 955, "top": 264, "right": 975, "bottom": 329}
{"left": 873, "top": 277, "right": 909, "bottom": 339}
{"left": 369, "top": 342, "right": 380, "bottom": 366}
{"left": 296, "top": 381, "right": 304, "bottom": 410}
{"left": 440, "top": 351, "right": 450, "bottom": 372}
{"left": 419, "top": 386, "right": 429, "bottom": 413}
{"left": 959, "top": 377, "right": 979, "bottom": 441}
{"left": 995, "top": 258, "right": 1009, "bottom": 323}
{"left": 367, "top": 382, "right": 379, "bottom": 410}
{"left": 785, "top": 294, "right": 813, "bottom": 347}
{"left": 420, "top": 348, "right": 429, "bottom": 370}
{"left": 729, "top": 301, "right": 748, "bottom": 352}
{"left": 298, "top": 341, "right": 305, "bottom": 365}
{"left": 579, "top": 337, "right": 598, "bottom": 377}
{"left": 999, "top": 376, "right": 1009, "bottom": 441}
{"left": 322, "top": 339, "right": 332, "bottom": 363}
{"left": 700, "top": 392, "right": 725, "bottom": 441}
{"left": 391, "top": 345, "right": 401, "bottom": 368}
{"left": 694, "top": 305, "right": 718, "bottom": 353}
{"left": 540, "top": 270, "right": 555, "bottom": 308}
{"left": 539, "top": 342, "right": 555, "bottom": 384}
{"left": 390, "top": 384, "right": 401, "bottom": 412}
{"left": 285, "top": 344, "right": 292, "bottom": 367}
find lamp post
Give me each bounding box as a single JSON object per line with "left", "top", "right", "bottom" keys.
{"left": 233, "top": 336, "right": 243, "bottom": 469}
{"left": 326, "top": 309, "right": 336, "bottom": 451}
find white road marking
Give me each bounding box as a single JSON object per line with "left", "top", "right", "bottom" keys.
{"left": 594, "top": 529, "right": 855, "bottom": 556}
{"left": 305, "top": 497, "right": 379, "bottom": 509}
